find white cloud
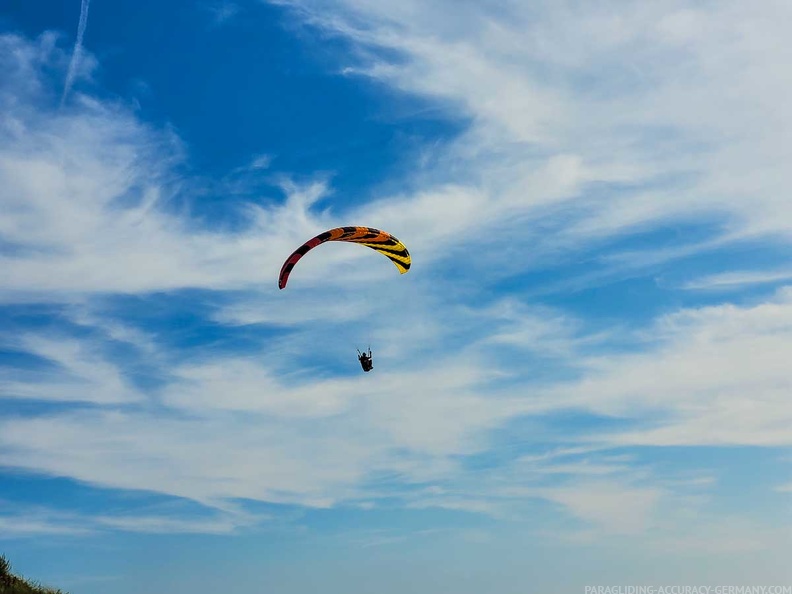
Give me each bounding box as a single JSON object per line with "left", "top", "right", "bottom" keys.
{"left": 542, "top": 481, "right": 662, "bottom": 535}
{"left": 0, "top": 510, "right": 91, "bottom": 538}
{"left": 0, "top": 349, "right": 533, "bottom": 510}
{"left": 682, "top": 269, "right": 792, "bottom": 291}
{"left": 542, "top": 287, "right": 792, "bottom": 446}
{"left": 3, "top": 280, "right": 788, "bottom": 535}
{"left": 0, "top": 501, "right": 260, "bottom": 538}
{"left": 93, "top": 513, "right": 251, "bottom": 534}
{"left": 0, "top": 35, "right": 372, "bottom": 300}
{"left": 0, "top": 334, "right": 142, "bottom": 404}
{"left": 272, "top": 0, "right": 792, "bottom": 250}
{"left": 249, "top": 153, "right": 272, "bottom": 169}
{"left": 206, "top": 1, "right": 241, "bottom": 26}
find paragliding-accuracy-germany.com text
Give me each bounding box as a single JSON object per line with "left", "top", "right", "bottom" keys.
{"left": 584, "top": 587, "right": 791, "bottom": 594}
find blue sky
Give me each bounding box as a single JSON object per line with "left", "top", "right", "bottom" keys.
{"left": 1, "top": 0, "right": 791, "bottom": 592}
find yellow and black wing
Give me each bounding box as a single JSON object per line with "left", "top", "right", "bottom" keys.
{"left": 278, "top": 226, "right": 411, "bottom": 289}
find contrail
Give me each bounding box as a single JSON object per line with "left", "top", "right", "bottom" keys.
{"left": 61, "top": 0, "right": 91, "bottom": 105}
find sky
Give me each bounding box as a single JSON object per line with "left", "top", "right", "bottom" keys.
{"left": 0, "top": 0, "right": 791, "bottom": 592}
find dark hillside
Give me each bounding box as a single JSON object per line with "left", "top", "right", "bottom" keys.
{"left": 0, "top": 556, "right": 66, "bottom": 594}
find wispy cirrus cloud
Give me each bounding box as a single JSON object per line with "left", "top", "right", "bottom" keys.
{"left": 205, "top": 1, "right": 241, "bottom": 26}
{"left": 0, "top": 506, "right": 91, "bottom": 538}
{"left": 0, "top": 334, "right": 143, "bottom": 404}
{"left": 270, "top": 0, "right": 792, "bottom": 254}
{"left": 544, "top": 287, "right": 792, "bottom": 447}
{"left": 0, "top": 502, "right": 260, "bottom": 538}
{"left": 682, "top": 269, "right": 792, "bottom": 291}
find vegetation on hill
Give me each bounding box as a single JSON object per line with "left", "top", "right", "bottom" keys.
{"left": 0, "top": 556, "right": 66, "bottom": 594}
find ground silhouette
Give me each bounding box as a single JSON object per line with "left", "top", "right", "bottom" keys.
{"left": 0, "top": 556, "right": 65, "bottom": 594}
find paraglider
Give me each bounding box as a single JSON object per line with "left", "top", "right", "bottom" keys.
{"left": 278, "top": 226, "right": 411, "bottom": 373}
{"left": 357, "top": 348, "right": 373, "bottom": 372}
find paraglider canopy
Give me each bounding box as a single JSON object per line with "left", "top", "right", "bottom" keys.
{"left": 278, "top": 226, "right": 411, "bottom": 289}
